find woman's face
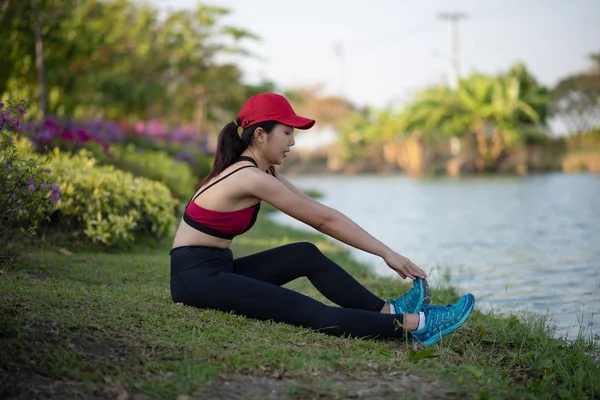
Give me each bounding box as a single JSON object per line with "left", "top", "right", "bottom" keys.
{"left": 262, "top": 123, "right": 295, "bottom": 165}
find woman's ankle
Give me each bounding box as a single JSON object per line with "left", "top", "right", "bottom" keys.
{"left": 404, "top": 314, "right": 419, "bottom": 331}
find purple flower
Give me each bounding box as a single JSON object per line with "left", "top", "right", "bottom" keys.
{"left": 169, "top": 130, "right": 184, "bottom": 143}
{"left": 44, "top": 168, "right": 52, "bottom": 174}
{"left": 27, "top": 176, "right": 33, "bottom": 184}
{"left": 49, "top": 184, "right": 61, "bottom": 206}
{"left": 10, "top": 118, "right": 20, "bottom": 130}
{"left": 76, "top": 129, "right": 92, "bottom": 142}
{"left": 44, "top": 118, "right": 60, "bottom": 131}
{"left": 50, "top": 190, "right": 61, "bottom": 206}
{"left": 0, "top": 102, "right": 4, "bottom": 110}
{"left": 9, "top": 193, "right": 16, "bottom": 201}
{"left": 3, "top": 110, "right": 11, "bottom": 119}
{"left": 37, "top": 127, "right": 54, "bottom": 141}
{"left": 174, "top": 149, "right": 198, "bottom": 166}
{"left": 5, "top": 162, "right": 11, "bottom": 170}
{"left": 40, "top": 182, "right": 48, "bottom": 189}
{"left": 16, "top": 106, "right": 26, "bottom": 115}
{"left": 60, "top": 130, "right": 74, "bottom": 140}
{"left": 28, "top": 184, "right": 35, "bottom": 192}
{"left": 20, "top": 99, "right": 27, "bottom": 103}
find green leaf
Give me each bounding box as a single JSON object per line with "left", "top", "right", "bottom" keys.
{"left": 408, "top": 347, "right": 439, "bottom": 362}
{"left": 464, "top": 364, "right": 484, "bottom": 379}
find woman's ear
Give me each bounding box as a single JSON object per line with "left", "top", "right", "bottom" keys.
{"left": 253, "top": 127, "right": 265, "bottom": 144}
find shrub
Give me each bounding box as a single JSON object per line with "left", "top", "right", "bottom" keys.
{"left": 47, "top": 149, "right": 177, "bottom": 246}
{"left": 171, "top": 146, "right": 214, "bottom": 181}
{"left": 0, "top": 100, "right": 60, "bottom": 263}
{"left": 94, "top": 143, "right": 198, "bottom": 200}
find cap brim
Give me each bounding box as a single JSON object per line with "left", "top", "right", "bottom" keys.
{"left": 278, "top": 115, "right": 315, "bottom": 130}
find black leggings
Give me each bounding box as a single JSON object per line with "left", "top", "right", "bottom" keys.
{"left": 169, "top": 242, "right": 405, "bottom": 339}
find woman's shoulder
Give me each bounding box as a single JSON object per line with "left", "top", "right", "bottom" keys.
{"left": 198, "top": 161, "right": 265, "bottom": 193}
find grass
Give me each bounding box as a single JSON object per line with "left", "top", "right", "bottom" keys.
{"left": 1, "top": 214, "right": 599, "bottom": 399}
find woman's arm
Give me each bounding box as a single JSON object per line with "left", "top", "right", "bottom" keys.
{"left": 243, "top": 169, "right": 426, "bottom": 279}
{"left": 312, "top": 203, "right": 427, "bottom": 279}
{"left": 271, "top": 170, "right": 317, "bottom": 203}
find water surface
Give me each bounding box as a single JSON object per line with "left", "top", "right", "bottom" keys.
{"left": 270, "top": 173, "right": 600, "bottom": 340}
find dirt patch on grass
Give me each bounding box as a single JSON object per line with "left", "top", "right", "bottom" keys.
{"left": 190, "top": 370, "right": 463, "bottom": 400}
{"left": 18, "top": 322, "right": 134, "bottom": 365}
{"left": 1, "top": 322, "right": 141, "bottom": 400}
{"left": 2, "top": 321, "right": 464, "bottom": 399}
{"left": 0, "top": 367, "right": 131, "bottom": 400}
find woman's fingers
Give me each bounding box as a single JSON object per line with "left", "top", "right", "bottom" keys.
{"left": 409, "top": 262, "right": 427, "bottom": 279}
{"left": 390, "top": 257, "right": 427, "bottom": 280}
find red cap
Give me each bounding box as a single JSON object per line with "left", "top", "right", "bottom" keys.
{"left": 237, "top": 93, "right": 315, "bottom": 130}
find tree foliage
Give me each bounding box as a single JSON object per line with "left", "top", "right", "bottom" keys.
{"left": 549, "top": 53, "right": 600, "bottom": 135}
{"left": 0, "top": 0, "right": 266, "bottom": 132}
{"left": 337, "top": 63, "right": 550, "bottom": 171}
{"left": 398, "top": 64, "right": 548, "bottom": 170}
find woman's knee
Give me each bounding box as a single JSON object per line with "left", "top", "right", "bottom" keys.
{"left": 288, "top": 241, "right": 323, "bottom": 259}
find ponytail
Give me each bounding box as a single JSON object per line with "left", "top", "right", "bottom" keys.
{"left": 198, "top": 119, "right": 279, "bottom": 187}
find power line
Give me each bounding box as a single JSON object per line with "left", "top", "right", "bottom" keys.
{"left": 437, "top": 12, "right": 468, "bottom": 89}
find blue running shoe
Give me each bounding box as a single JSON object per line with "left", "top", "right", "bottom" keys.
{"left": 386, "top": 278, "right": 431, "bottom": 314}
{"left": 410, "top": 293, "right": 475, "bottom": 346}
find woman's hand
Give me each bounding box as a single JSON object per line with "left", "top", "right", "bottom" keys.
{"left": 383, "top": 251, "right": 427, "bottom": 280}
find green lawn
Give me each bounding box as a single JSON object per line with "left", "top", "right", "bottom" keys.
{"left": 1, "top": 215, "right": 598, "bottom": 399}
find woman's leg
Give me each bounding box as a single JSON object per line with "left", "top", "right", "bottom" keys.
{"left": 173, "top": 264, "right": 405, "bottom": 339}
{"left": 233, "top": 242, "right": 385, "bottom": 312}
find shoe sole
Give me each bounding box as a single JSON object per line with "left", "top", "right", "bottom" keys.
{"left": 416, "top": 294, "right": 475, "bottom": 347}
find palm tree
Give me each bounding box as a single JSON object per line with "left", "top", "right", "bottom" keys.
{"left": 397, "top": 66, "right": 548, "bottom": 172}
{"left": 488, "top": 73, "right": 544, "bottom": 164}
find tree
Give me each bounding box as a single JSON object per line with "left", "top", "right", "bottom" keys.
{"left": 281, "top": 85, "right": 356, "bottom": 128}
{"left": 550, "top": 53, "right": 600, "bottom": 135}
{"left": 395, "top": 65, "right": 548, "bottom": 171}
{"left": 1, "top": 0, "right": 261, "bottom": 132}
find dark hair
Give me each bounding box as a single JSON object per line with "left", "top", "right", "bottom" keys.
{"left": 198, "top": 119, "right": 278, "bottom": 188}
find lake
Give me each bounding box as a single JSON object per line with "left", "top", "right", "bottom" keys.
{"left": 270, "top": 172, "right": 600, "bottom": 341}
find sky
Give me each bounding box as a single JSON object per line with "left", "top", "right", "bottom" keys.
{"left": 144, "top": 0, "right": 600, "bottom": 111}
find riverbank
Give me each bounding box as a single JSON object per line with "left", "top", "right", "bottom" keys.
{"left": 281, "top": 132, "right": 600, "bottom": 177}
{"left": 1, "top": 215, "right": 599, "bottom": 399}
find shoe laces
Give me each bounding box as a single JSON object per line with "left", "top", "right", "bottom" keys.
{"left": 422, "top": 304, "right": 456, "bottom": 330}
{"left": 395, "top": 285, "right": 418, "bottom": 311}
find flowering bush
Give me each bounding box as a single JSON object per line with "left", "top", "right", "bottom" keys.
{"left": 119, "top": 119, "right": 214, "bottom": 176}
{"left": 21, "top": 117, "right": 121, "bottom": 155}
{"left": 21, "top": 116, "right": 213, "bottom": 179}
{"left": 0, "top": 100, "right": 61, "bottom": 261}
{"left": 128, "top": 119, "right": 211, "bottom": 152}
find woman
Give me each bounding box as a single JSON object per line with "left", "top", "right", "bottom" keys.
{"left": 170, "top": 92, "right": 474, "bottom": 346}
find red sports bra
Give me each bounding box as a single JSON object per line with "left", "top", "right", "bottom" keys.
{"left": 183, "top": 156, "right": 270, "bottom": 239}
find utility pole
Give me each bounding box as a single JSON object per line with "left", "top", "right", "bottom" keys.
{"left": 333, "top": 41, "right": 345, "bottom": 98}
{"left": 437, "top": 12, "right": 467, "bottom": 90}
